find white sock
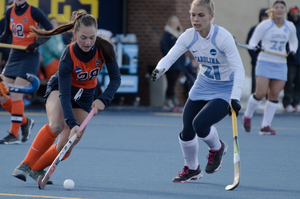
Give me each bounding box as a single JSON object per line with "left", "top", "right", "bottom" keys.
{"left": 179, "top": 134, "right": 199, "bottom": 170}
{"left": 262, "top": 101, "right": 278, "bottom": 128}
{"left": 244, "top": 94, "right": 263, "bottom": 118}
{"left": 198, "top": 126, "right": 221, "bottom": 151}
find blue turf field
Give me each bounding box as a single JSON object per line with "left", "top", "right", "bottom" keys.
{"left": 0, "top": 108, "right": 299, "bottom": 199}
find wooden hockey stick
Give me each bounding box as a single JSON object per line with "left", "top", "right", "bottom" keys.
{"left": 37, "top": 108, "right": 95, "bottom": 189}
{"left": 225, "top": 110, "right": 240, "bottom": 191}
{"left": 0, "top": 73, "right": 40, "bottom": 96}
{"left": 235, "top": 41, "right": 287, "bottom": 57}
{"left": 0, "top": 43, "right": 26, "bottom": 50}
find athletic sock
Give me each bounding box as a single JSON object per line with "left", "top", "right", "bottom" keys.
{"left": 10, "top": 100, "right": 25, "bottom": 137}
{"left": 262, "top": 101, "right": 278, "bottom": 128}
{"left": 198, "top": 126, "right": 221, "bottom": 150}
{"left": 21, "top": 124, "right": 57, "bottom": 169}
{"left": 244, "top": 94, "right": 262, "bottom": 118}
{"left": 179, "top": 134, "right": 199, "bottom": 170}
{"left": 1, "top": 97, "right": 12, "bottom": 112}
{"left": 32, "top": 144, "right": 71, "bottom": 171}
{"left": 1, "top": 98, "right": 27, "bottom": 125}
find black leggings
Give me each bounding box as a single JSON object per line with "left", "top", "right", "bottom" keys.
{"left": 181, "top": 98, "right": 229, "bottom": 141}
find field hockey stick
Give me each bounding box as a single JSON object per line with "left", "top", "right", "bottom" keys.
{"left": 0, "top": 43, "right": 26, "bottom": 50}
{"left": 37, "top": 107, "right": 95, "bottom": 189}
{"left": 5, "top": 73, "right": 40, "bottom": 94}
{"left": 0, "top": 73, "right": 40, "bottom": 96}
{"left": 225, "top": 110, "right": 240, "bottom": 191}
{"left": 235, "top": 41, "right": 287, "bottom": 57}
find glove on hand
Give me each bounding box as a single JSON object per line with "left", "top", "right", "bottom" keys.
{"left": 253, "top": 45, "right": 261, "bottom": 54}
{"left": 228, "top": 99, "right": 241, "bottom": 117}
{"left": 287, "top": 51, "right": 295, "bottom": 61}
{"left": 26, "top": 43, "right": 39, "bottom": 53}
{"left": 0, "top": 75, "right": 9, "bottom": 98}
{"left": 151, "top": 68, "right": 165, "bottom": 82}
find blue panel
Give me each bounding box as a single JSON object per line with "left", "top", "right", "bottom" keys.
{"left": 104, "top": 75, "right": 138, "bottom": 93}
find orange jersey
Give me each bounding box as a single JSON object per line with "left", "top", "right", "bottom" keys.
{"left": 10, "top": 5, "right": 37, "bottom": 46}
{"left": 69, "top": 43, "right": 105, "bottom": 89}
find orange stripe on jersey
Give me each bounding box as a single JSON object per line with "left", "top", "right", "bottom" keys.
{"left": 69, "top": 43, "right": 104, "bottom": 89}
{"left": 10, "top": 5, "right": 37, "bottom": 46}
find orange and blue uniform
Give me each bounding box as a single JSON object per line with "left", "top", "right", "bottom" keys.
{"left": 45, "top": 42, "right": 121, "bottom": 129}
{"left": 10, "top": 4, "right": 36, "bottom": 47}
{"left": 0, "top": 2, "right": 52, "bottom": 141}
{"left": 0, "top": 2, "right": 52, "bottom": 78}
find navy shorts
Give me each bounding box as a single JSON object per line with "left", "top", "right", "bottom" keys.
{"left": 3, "top": 49, "right": 39, "bottom": 79}
{"left": 44, "top": 72, "right": 95, "bottom": 113}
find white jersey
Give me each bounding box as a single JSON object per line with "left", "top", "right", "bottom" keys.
{"left": 249, "top": 19, "right": 298, "bottom": 63}
{"left": 156, "top": 24, "right": 245, "bottom": 102}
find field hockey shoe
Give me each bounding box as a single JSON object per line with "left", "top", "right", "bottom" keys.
{"left": 205, "top": 140, "right": 228, "bottom": 174}
{"left": 243, "top": 116, "right": 251, "bottom": 132}
{"left": 172, "top": 165, "right": 203, "bottom": 183}
{"left": 284, "top": 105, "right": 295, "bottom": 113}
{"left": 29, "top": 170, "right": 53, "bottom": 184}
{"left": 259, "top": 126, "right": 276, "bottom": 135}
{"left": 21, "top": 118, "right": 34, "bottom": 142}
{"left": 0, "top": 133, "right": 20, "bottom": 144}
{"left": 12, "top": 163, "right": 31, "bottom": 181}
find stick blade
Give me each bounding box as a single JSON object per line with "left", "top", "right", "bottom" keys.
{"left": 225, "top": 161, "right": 240, "bottom": 191}
{"left": 37, "top": 174, "right": 50, "bottom": 190}
{"left": 37, "top": 175, "right": 43, "bottom": 189}
{"left": 225, "top": 181, "right": 239, "bottom": 191}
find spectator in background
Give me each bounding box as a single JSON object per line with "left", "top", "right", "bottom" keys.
{"left": 41, "top": 17, "right": 65, "bottom": 81}
{"left": 184, "top": 55, "right": 198, "bottom": 93}
{"left": 246, "top": 8, "right": 268, "bottom": 94}
{"left": 160, "top": 15, "right": 186, "bottom": 112}
{"left": 282, "top": 5, "right": 300, "bottom": 113}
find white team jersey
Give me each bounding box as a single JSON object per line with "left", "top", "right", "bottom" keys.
{"left": 156, "top": 24, "right": 245, "bottom": 102}
{"left": 249, "top": 19, "right": 298, "bottom": 63}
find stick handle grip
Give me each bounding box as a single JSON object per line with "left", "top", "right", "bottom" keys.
{"left": 79, "top": 107, "right": 95, "bottom": 132}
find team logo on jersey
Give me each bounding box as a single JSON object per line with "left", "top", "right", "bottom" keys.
{"left": 210, "top": 49, "right": 217, "bottom": 56}
{"left": 23, "top": 17, "right": 28, "bottom": 23}
{"left": 95, "top": 58, "right": 102, "bottom": 66}
{"left": 75, "top": 66, "right": 82, "bottom": 73}
{"left": 284, "top": 29, "right": 288, "bottom": 33}
{"left": 10, "top": 17, "right": 14, "bottom": 22}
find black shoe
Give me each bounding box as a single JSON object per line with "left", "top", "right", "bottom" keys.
{"left": 29, "top": 170, "right": 53, "bottom": 185}
{"left": 172, "top": 165, "right": 203, "bottom": 183}
{"left": 0, "top": 133, "right": 20, "bottom": 145}
{"left": 12, "top": 163, "right": 31, "bottom": 181}
{"left": 205, "top": 140, "right": 228, "bottom": 174}
{"left": 21, "top": 118, "right": 34, "bottom": 142}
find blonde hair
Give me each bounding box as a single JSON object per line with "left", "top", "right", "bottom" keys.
{"left": 190, "top": 0, "right": 215, "bottom": 14}
{"left": 166, "top": 15, "right": 183, "bottom": 33}
{"left": 266, "top": 8, "right": 274, "bottom": 19}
